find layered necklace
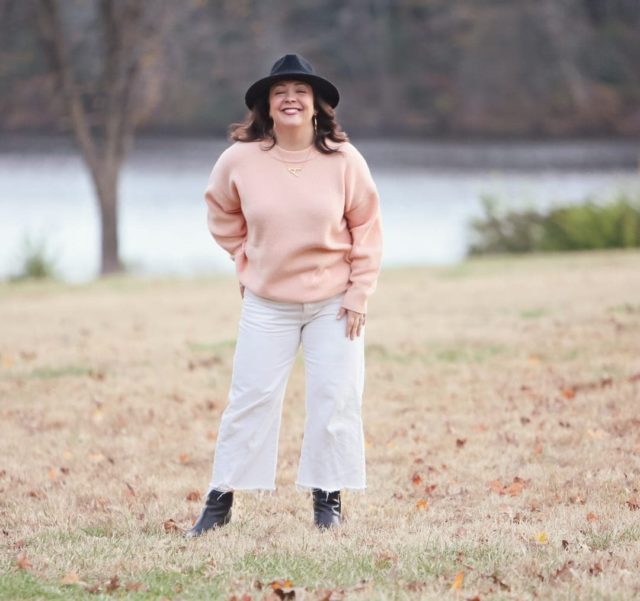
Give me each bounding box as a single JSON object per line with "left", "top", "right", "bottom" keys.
{"left": 268, "top": 142, "right": 316, "bottom": 177}
{"left": 285, "top": 145, "right": 314, "bottom": 177}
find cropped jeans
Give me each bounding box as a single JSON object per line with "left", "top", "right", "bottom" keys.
{"left": 207, "top": 287, "right": 366, "bottom": 497}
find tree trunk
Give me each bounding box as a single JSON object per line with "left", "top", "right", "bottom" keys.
{"left": 95, "top": 170, "right": 122, "bottom": 275}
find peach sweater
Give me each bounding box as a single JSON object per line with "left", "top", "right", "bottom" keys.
{"left": 204, "top": 139, "right": 383, "bottom": 314}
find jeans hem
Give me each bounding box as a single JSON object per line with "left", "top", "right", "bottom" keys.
{"left": 294, "top": 482, "right": 367, "bottom": 494}
{"left": 207, "top": 485, "right": 277, "bottom": 497}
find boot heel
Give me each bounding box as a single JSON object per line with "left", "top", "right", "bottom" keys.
{"left": 312, "top": 488, "right": 341, "bottom": 529}
{"left": 185, "top": 489, "right": 234, "bottom": 538}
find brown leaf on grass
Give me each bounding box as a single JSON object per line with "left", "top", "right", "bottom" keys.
{"left": 60, "top": 572, "right": 81, "bottom": 585}
{"left": 186, "top": 491, "right": 201, "bottom": 502}
{"left": 589, "top": 562, "right": 603, "bottom": 576}
{"left": 450, "top": 570, "right": 464, "bottom": 590}
{"left": 424, "top": 484, "right": 437, "bottom": 495}
{"left": 163, "top": 519, "right": 180, "bottom": 533}
{"left": 228, "top": 594, "right": 253, "bottom": 601}
{"left": 416, "top": 499, "right": 429, "bottom": 510}
{"left": 586, "top": 512, "right": 599, "bottom": 522}
{"left": 124, "top": 581, "right": 145, "bottom": 592}
{"left": 27, "top": 489, "right": 46, "bottom": 500}
{"left": 411, "top": 472, "right": 422, "bottom": 486}
{"left": 105, "top": 575, "right": 120, "bottom": 592}
{"left": 269, "top": 579, "right": 294, "bottom": 590}
{"left": 16, "top": 552, "right": 31, "bottom": 570}
{"left": 551, "top": 560, "right": 574, "bottom": 582}
{"left": 561, "top": 388, "right": 576, "bottom": 399}
{"left": 490, "top": 572, "right": 510, "bottom": 591}
{"left": 267, "top": 579, "right": 296, "bottom": 600}
{"left": 456, "top": 438, "right": 467, "bottom": 448}
{"left": 489, "top": 477, "right": 527, "bottom": 496}
{"left": 626, "top": 498, "right": 640, "bottom": 511}
{"left": 178, "top": 453, "right": 190, "bottom": 464}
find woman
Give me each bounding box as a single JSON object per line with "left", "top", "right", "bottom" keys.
{"left": 186, "top": 53, "right": 383, "bottom": 537}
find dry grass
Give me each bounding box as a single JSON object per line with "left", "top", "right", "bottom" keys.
{"left": 1, "top": 249, "right": 639, "bottom": 600}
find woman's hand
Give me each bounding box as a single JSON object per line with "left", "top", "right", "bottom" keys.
{"left": 336, "top": 307, "right": 366, "bottom": 340}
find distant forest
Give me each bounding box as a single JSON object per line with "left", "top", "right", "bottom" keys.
{"left": 2, "top": 0, "right": 640, "bottom": 138}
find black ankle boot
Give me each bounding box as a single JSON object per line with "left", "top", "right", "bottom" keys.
{"left": 312, "top": 488, "right": 341, "bottom": 529}
{"left": 185, "top": 489, "right": 233, "bottom": 538}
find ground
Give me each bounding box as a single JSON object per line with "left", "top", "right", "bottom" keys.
{"left": 1, "top": 249, "right": 639, "bottom": 600}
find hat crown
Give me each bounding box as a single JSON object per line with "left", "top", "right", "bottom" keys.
{"left": 269, "top": 53, "right": 315, "bottom": 77}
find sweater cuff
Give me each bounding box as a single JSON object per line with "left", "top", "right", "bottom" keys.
{"left": 341, "top": 286, "right": 368, "bottom": 314}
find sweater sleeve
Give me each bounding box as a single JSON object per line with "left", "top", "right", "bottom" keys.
{"left": 204, "top": 150, "right": 247, "bottom": 261}
{"left": 341, "top": 147, "right": 383, "bottom": 314}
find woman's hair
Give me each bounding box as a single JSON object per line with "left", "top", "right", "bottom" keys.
{"left": 228, "top": 85, "right": 349, "bottom": 154}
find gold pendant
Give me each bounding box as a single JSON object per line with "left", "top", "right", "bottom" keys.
{"left": 288, "top": 167, "right": 302, "bottom": 177}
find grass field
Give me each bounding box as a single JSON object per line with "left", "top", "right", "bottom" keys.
{"left": 1, "top": 250, "right": 639, "bottom": 600}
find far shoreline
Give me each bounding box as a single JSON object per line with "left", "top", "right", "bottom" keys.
{"left": 0, "top": 133, "right": 639, "bottom": 171}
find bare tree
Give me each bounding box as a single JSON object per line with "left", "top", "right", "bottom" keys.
{"left": 35, "top": 0, "right": 170, "bottom": 275}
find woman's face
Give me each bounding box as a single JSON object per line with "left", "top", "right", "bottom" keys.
{"left": 268, "top": 79, "right": 315, "bottom": 132}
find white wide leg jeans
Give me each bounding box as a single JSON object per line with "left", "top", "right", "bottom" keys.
{"left": 207, "top": 287, "right": 366, "bottom": 496}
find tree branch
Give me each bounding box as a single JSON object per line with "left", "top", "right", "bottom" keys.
{"left": 36, "top": 0, "right": 100, "bottom": 175}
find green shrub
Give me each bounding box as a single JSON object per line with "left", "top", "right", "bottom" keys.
{"left": 9, "top": 233, "right": 59, "bottom": 281}
{"left": 468, "top": 193, "right": 640, "bottom": 255}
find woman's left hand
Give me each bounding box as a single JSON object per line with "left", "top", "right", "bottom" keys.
{"left": 336, "top": 307, "right": 366, "bottom": 340}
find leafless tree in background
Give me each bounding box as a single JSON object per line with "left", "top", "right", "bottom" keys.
{"left": 35, "top": 0, "right": 172, "bottom": 275}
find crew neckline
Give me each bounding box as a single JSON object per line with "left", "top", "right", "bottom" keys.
{"left": 266, "top": 142, "right": 318, "bottom": 163}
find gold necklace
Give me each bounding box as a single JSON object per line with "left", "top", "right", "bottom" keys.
{"left": 280, "top": 144, "right": 314, "bottom": 177}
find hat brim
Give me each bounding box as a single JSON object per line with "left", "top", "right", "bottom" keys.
{"left": 245, "top": 73, "right": 339, "bottom": 110}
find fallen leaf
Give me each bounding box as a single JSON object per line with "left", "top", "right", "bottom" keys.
{"left": 626, "top": 498, "right": 640, "bottom": 511}
{"left": 424, "top": 484, "right": 437, "bottom": 495}
{"left": 561, "top": 388, "right": 576, "bottom": 399}
{"left": 186, "top": 491, "right": 201, "bottom": 502}
{"left": 124, "top": 581, "right": 144, "bottom": 592}
{"left": 60, "top": 572, "right": 80, "bottom": 585}
{"left": 586, "top": 512, "right": 599, "bottom": 523}
{"left": 506, "top": 480, "right": 524, "bottom": 497}
{"left": 105, "top": 575, "right": 120, "bottom": 592}
{"left": 411, "top": 472, "right": 422, "bottom": 486}
{"left": 163, "top": 519, "right": 180, "bottom": 533}
{"left": 178, "top": 453, "right": 190, "bottom": 464}
{"left": 16, "top": 552, "right": 31, "bottom": 570}
{"left": 456, "top": 438, "right": 467, "bottom": 448}
{"left": 450, "top": 570, "right": 464, "bottom": 590}
{"left": 416, "top": 499, "right": 429, "bottom": 510}
{"left": 535, "top": 532, "right": 548, "bottom": 545}
{"left": 589, "top": 562, "right": 603, "bottom": 576}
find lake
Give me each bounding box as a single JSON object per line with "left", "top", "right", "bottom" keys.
{"left": 1, "top": 136, "right": 639, "bottom": 282}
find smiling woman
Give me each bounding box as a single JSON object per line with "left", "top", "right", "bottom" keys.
{"left": 186, "top": 53, "right": 383, "bottom": 538}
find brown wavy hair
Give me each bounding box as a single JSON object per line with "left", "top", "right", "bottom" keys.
{"left": 228, "top": 83, "right": 349, "bottom": 155}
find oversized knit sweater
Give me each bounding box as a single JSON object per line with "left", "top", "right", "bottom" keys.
{"left": 204, "top": 138, "right": 383, "bottom": 314}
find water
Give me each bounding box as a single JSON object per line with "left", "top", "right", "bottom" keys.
{"left": 1, "top": 137, "right": 639, "bottom": 282}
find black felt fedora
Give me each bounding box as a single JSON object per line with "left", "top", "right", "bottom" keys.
{"left": 244, "top": 53, "right": 340, "bottom": 110}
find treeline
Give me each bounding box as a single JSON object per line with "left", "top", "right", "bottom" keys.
{"left": 1, "top": 0, "right": 640, "bottom": 138}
